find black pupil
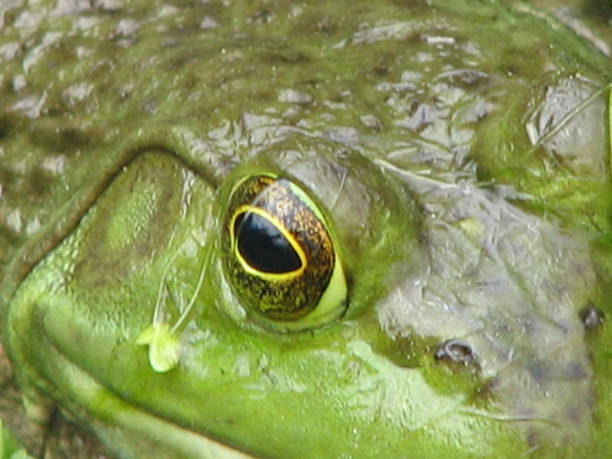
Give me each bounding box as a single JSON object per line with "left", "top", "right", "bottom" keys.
{"left": 235, "top": 211, "right": 302, "bottom": 273}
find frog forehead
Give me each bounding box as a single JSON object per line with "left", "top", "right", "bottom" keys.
{"left": 1, "top": 0, "right": 611, "bottom": 457}
{"left": 1, "top": 0, "right": 609, "bottom": 272}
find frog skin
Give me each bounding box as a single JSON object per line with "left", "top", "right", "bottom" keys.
{"left": 1, "top": 0, "right": 611, "bottom": 457}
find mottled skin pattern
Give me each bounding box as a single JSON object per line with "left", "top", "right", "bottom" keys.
{"left": 0, "top": 0, "right": 611, "bottom": 457}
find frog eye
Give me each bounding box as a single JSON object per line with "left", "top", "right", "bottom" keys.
{"left": 221, "top": 174, "right": 347, "bottom": 330}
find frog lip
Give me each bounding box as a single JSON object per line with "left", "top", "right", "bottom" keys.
{"left": 6, "top": 296, "right": 251, "bottom": 458}
{"left": 19, "top": 331, "right": 253, "bottom": 458}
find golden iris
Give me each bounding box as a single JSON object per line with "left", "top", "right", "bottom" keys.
{"left": 221, "top": 174, "right": 347, "bottom": 328}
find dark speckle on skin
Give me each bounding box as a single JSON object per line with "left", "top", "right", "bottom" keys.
{"left": 527, "top": 361, "right": 549, "bottom": 381}
{"left": 527, "top": 431, "right": 541, "bottom": 452}
{"left": 567, "top": 361, "right": 588, "bottom": 380}
{"left": 528, "top": 359, "right": 588, "bottom": 383}
{"left": 567, "top": 403, "right": 585, "bottom": 425}
{"left": 579, "top": 304, "right": 605, "bottom": 331}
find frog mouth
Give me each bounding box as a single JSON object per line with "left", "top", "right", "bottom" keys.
{"left": 7, "top": 282, "right": 254, "bottom": 458}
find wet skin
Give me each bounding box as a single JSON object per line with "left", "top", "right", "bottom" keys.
{"left": 1, "top": 0, "right": 612, "bottom": 457}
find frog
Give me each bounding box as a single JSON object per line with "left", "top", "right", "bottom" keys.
{"left": 0, "top": 0, "right": 611, "bottom": 457}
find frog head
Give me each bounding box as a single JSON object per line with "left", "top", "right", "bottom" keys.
{"left": 1, "top": 0, "right": 611, "bottom": 457}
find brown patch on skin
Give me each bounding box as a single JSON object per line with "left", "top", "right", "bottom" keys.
{"left": 472, "top": 378, "right": 496, "bottom": 405}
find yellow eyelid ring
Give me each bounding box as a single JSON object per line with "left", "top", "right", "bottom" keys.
{"left": 230, "top": 204, "right": 307, "bottom": 281}
{"left": 221, "top": 173, "right": 348, "bottom": 329}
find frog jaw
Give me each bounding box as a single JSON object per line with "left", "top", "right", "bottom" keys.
{"left": 7, "top": 309, "right": 250, "bottom": 459}
{"left": 2, "top": 150, "right": 249, "bottom": 458}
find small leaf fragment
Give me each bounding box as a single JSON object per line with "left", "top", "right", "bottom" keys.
{"left": 136, "top": 324, "right": 181, "bottom": 373}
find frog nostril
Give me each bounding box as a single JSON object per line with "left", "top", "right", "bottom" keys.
{"left": 579, "top": 303, "right": 605, "bottom": 331}
{"left": 434, "top": 339, "right": 477, "bottom": 367}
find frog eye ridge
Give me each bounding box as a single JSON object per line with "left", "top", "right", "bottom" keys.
{"left": 221, "top": 174, "right": 347, "bottom": 330}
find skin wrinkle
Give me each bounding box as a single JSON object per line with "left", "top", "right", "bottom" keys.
{"left": 376, "top": 172, "right": 594, "bottom": 438}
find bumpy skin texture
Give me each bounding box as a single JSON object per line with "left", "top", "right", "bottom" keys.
{"left": 0, "top": 0, "right": 611, "bottom": 457}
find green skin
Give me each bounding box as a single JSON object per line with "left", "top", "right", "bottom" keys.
{"left": 1, "top": 0, "right": 611, "bottom": 457}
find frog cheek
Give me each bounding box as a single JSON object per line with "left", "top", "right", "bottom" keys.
{"left": 3, "top": 150, "right": 242, "bottom": 456}
{"left": 221, "top": 174, "right": 347, "bottom": 331}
